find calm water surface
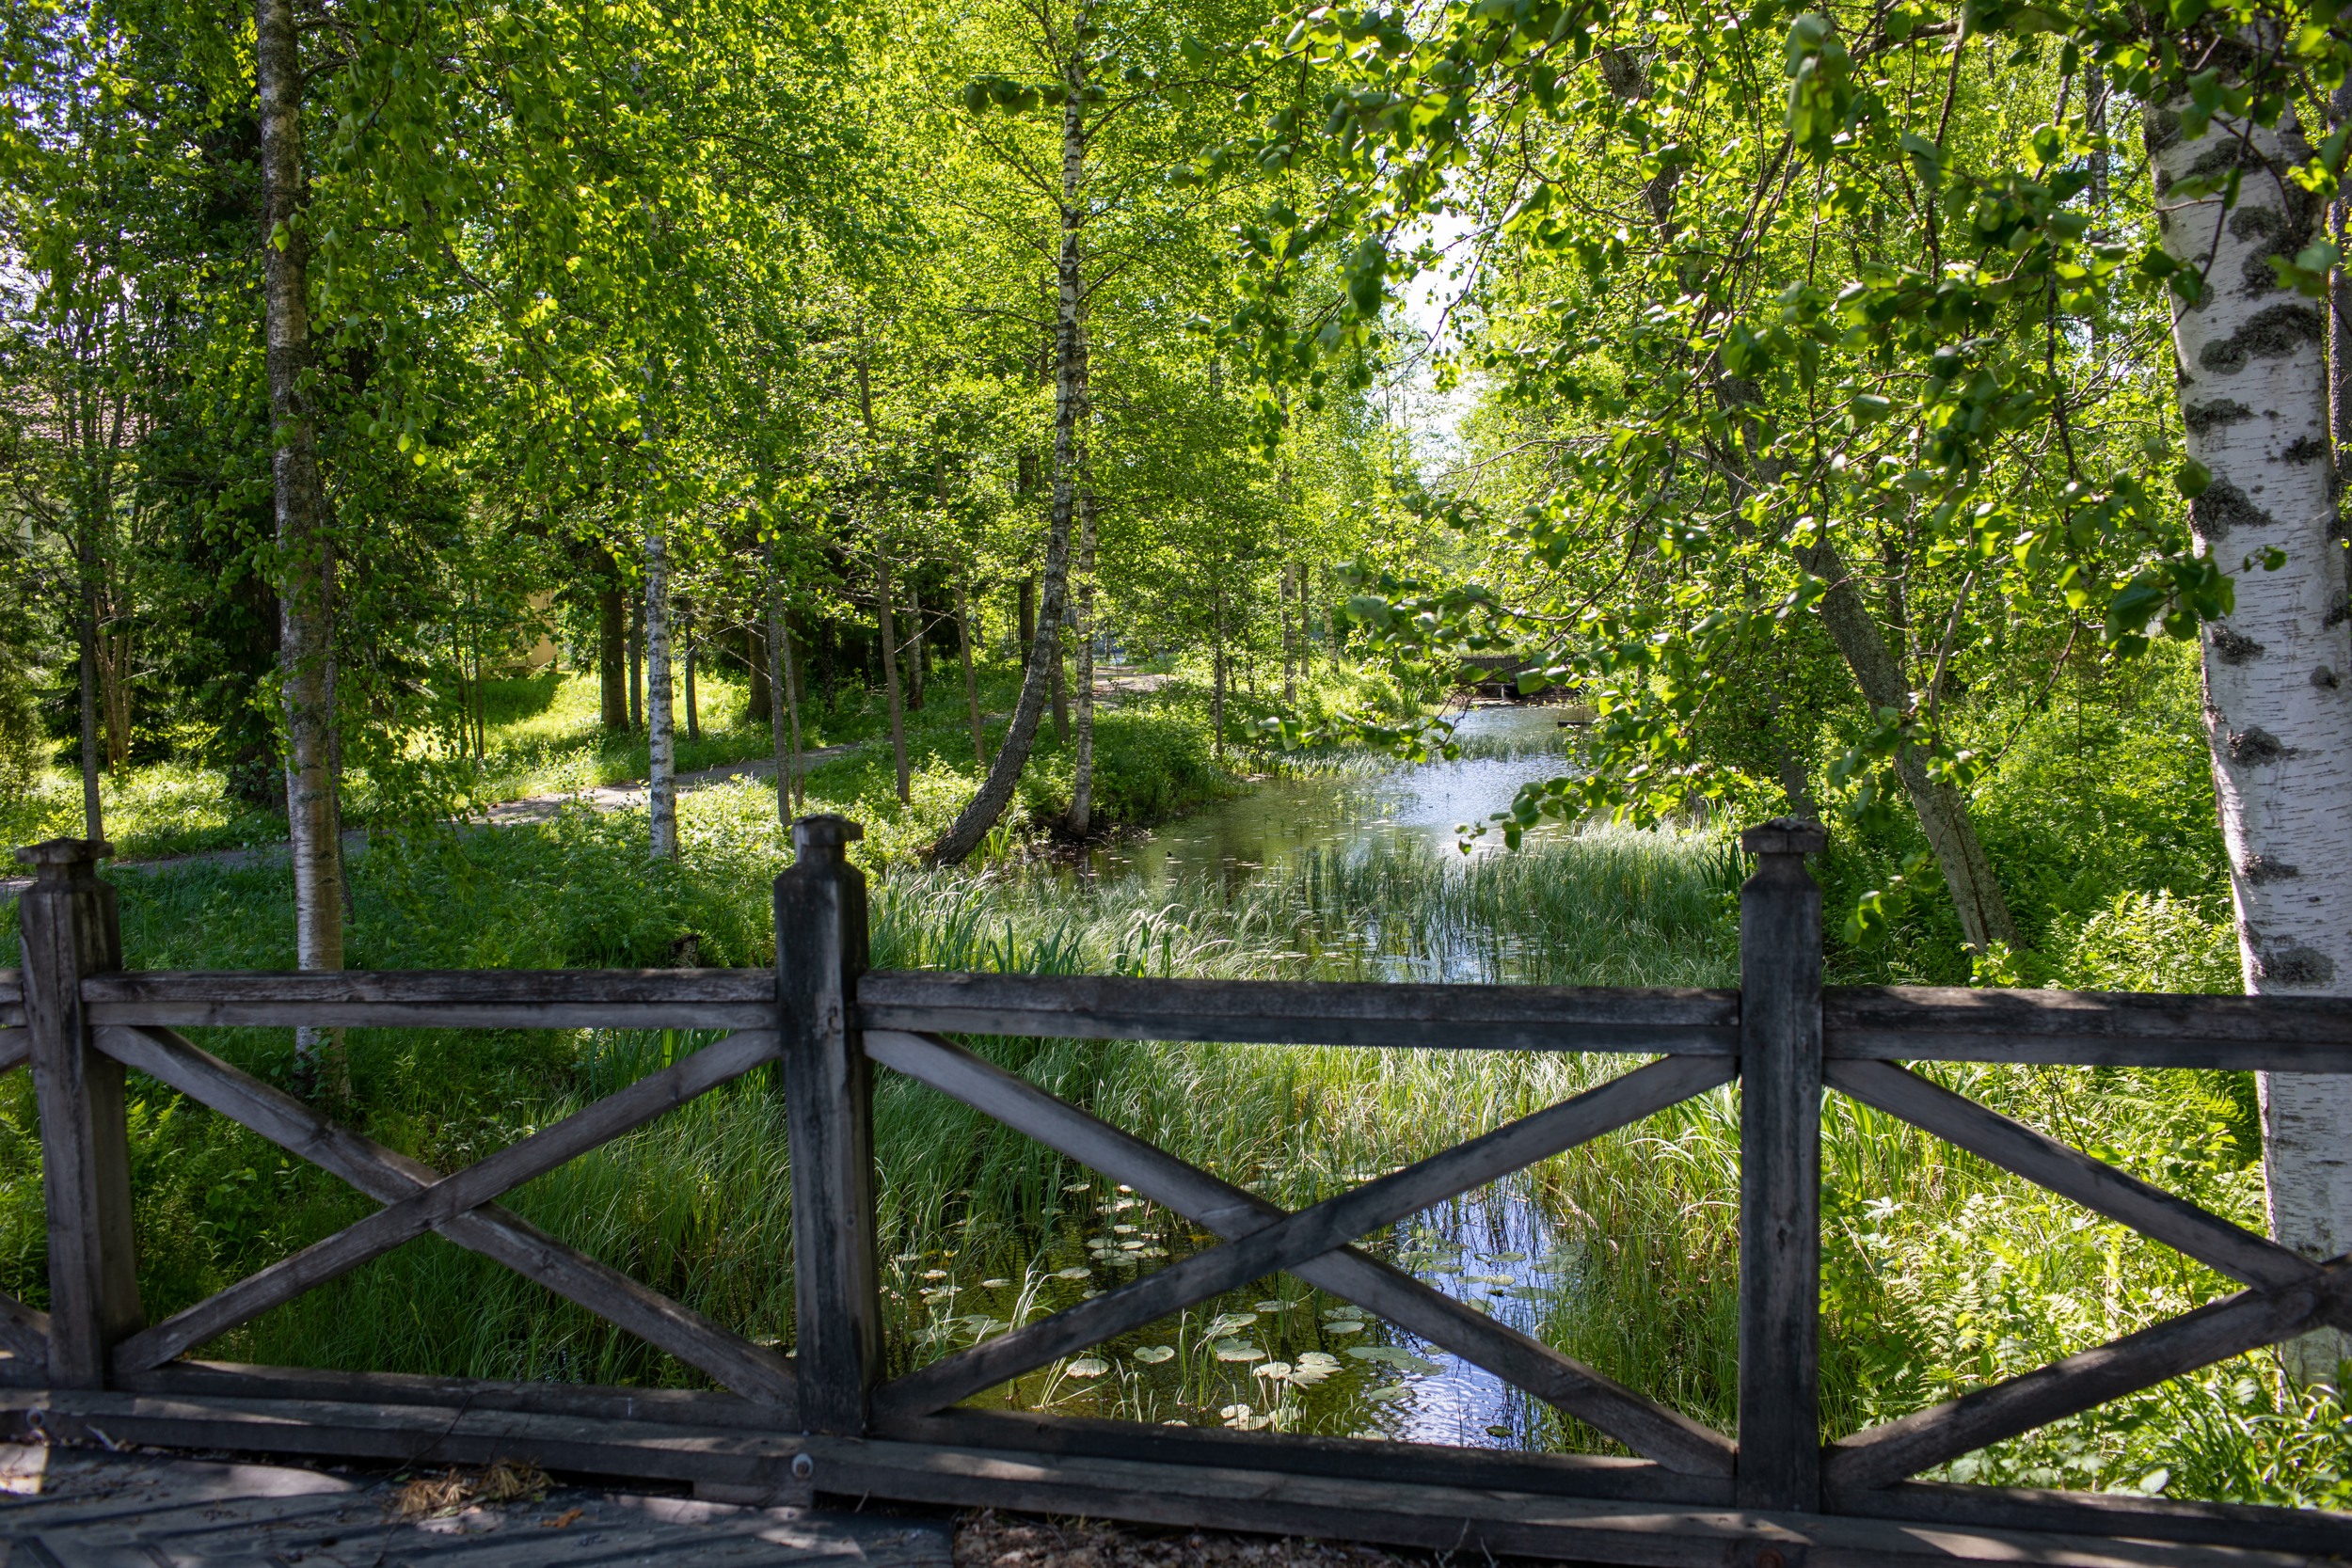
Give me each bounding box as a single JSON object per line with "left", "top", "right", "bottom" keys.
{"left": 912, "top": 704, "right": 1615, "bottom": 1449}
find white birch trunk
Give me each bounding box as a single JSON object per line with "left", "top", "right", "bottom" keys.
{"left": 2153, "top": 90, "right": 2352, "bottom": 1382}
{"left": 644, "top": 512, "right": 677, "bottom": 862}
{"left": 258, "top": 0, "right": 344, "bottom": 1099}
{"left": 1068, "top": 490, "right": 1098, "bottom": 835}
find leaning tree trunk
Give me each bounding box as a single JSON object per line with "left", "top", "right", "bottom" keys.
{"left": 1796, "top": 537, "right": 2017, "bottom": 954}
{"left": 925, "top": 35, "right": 1089, "bottom": 865}
{"left": 2155, "top": 88, "right": 2352, "bottom": 1382}
{"left": 257, "top": 0, "right": 345, "bottom": 1100}
{"left": 1067, "top": 489, "right": 1099, "bottom": 836}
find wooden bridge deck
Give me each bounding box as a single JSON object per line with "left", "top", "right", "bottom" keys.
{"left": 0, "top": 1444, "right": 953, "bottom": 1567}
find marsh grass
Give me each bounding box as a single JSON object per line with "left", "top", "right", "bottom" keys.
{"left": 0, "top": 811, "right": 2344, "bottom": 1505}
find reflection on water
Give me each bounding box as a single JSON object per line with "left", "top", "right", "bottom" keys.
{"left": 1087, "top": 704, "right": 1584, "bottom": 889}
{"left": 921, "top": 704, "right": 1631, "bottom": 1450}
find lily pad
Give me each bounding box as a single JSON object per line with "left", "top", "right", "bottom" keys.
{"left": 1054, "top": 1267, "right": 1091, "bottom": 1280}
{"left": 1462, "top": 1273, "right": 1515, "bottom": 1287}
{"left": 1065, "top": 1357, "right": 1109, "bottom": 1378}
{"left": 1204, "top": 1311, "right": 1259, "bottom": 1337}
{"left": 981, "top": 1277, "right": 1012, "bottom": 1289}
{"left": 1291, "top": 1352, "right": 1342, "bottom": 1385}
{"left": 1346, "top": 1345, "right": 1441, "bottom": 1374}
{"left": 1254, "top": 1300, "right": 1289, "bottom": 1313}
{"left": 1257, "top": 1361, "right": 1294, "bottom": 1380}
{"left": 1325, "top": 1320, "right": 1366, "bottom": 1335}
{"left": 1212, "top": 1340, "right": 1266, "bottom": 1362}
{"left": 1062, "top": 1182, "right": 1093, "bottom": 1194}
{"left": 1134, "top": 1345, "right": 1176, "bottom": 1364}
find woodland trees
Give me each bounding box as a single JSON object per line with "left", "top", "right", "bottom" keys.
{"left": 1233, "top": 0, "right": 2352, "bottom": 1371}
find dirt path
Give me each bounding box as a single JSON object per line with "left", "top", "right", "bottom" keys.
{"left": 4, "top": 669, "right": 1172, "bottom": 901}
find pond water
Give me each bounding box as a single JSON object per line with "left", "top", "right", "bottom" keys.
{"left": 1085, "top": 701, "right": 1583, "bottom": 888}
{"left": 902, "top": 703, "right": 1619, "bottom": 1450}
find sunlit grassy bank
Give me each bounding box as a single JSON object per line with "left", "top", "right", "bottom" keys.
{"left": 0, "top": 804, "right": 2343, "bottom": 1503}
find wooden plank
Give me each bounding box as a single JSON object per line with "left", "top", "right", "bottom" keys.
{"left": 882, "top": 1407, "right": 1729, "bottom": 1505}
{"left": 1828, "top": 1058, "right": 2318, "bottom": 1290}
{"left": 83, "top": 966, "right": 775, "bottom": 1031}
{"left": 875, "top": 1052, "right": 1732, "bottom": 1422}
{"left": 775, "top": 816, "right": 883, "bottom": 1434}
{"left": 0, "top": 1291, "right": 48, "bottom": 1363}
{"left": 17, "top": 838, "right": 141, "bottom": 1388}
{"left": 0, "top": 967, "right": 24, "bottom": 1029}
{"left": 858, "top": 969, "right": 1740, "bottom": 1053}
{"left": 1824, "top": 986, "right": 2352, "bottom": 1072}
{"left": 0, "top": 1027, "right": 27, "bottom": 1074}
{"left": 1824, "top": 1258, "right": 2352, "bottom": 1493}
{"left": 93, "top": 1024, "right": 798, "bottom": 1407}
{"left": 110, "top": 1029, "right": 781, "bottom": 1373}
{"left": 2, "top": 1393, "right": 2328, "bottom": 1568}
{"left": 866, "top": 1026, "right": 1734, "bottom": 1476}
{"left": 125, "top": 1358, "right": 781, "bottom": 1430}
{"left": 1844, "top": 1477, "right": 2352, "bottom": 1558}
{"left": 7, "top": 1448, "right": 952, "bottom": 1567}
{"left": 0, "top": 1388, "right": 817, "bottom": 1499}
{"left": 809, "top": 1434, "right": 2324, "bottom": 1568}
{"left": 1735, "top": 819, "right": 1825, "bottom": 1512}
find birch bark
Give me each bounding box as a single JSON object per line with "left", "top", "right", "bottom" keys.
{"left": 1068, "top": 489, "right": 1098, "bottom": 835}
{"left": 926, "top": 17, "right": 1089, "bottom": 864}
{"left": 257, "top": 0, "right": 344, "bottom": 1098}
{"left": 2153, "top": 88, "right": 2352, "bottom": 1381}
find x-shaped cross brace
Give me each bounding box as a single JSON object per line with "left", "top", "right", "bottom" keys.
{"left": 95, "top": 1024, "right": 795, "bottom": 1404}
{"left": 866, "top": 1029, "right": 1736, "bottom": 1477}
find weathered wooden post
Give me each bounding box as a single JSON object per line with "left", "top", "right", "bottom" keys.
{"left": 775, "top": 815, "right": 882, "bottom": 1434}
{"left": 1735, "top": 817, "right": 1824, "bottom": 1513}
{"left": 16, "top": 838, "right": 142, "bottom": 1387}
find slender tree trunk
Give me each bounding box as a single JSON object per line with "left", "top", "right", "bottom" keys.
{"left": 2155, "top": 87, "right": 2352, "bottom": 1383}
{"left": 925, "top": 32, "right": 1089, "bottom": 865}
{"left": 257, "top": 0, "right": 344, "bottom": 1100}
{"left": 958, "top": 579, "right": 986, "bottom": 765}
{"left": 643, "top": 422, "right": 678, "bottom": 860}
{"left": 75, "top": 561, "right": 103, "bottom": 843}
{"left": 1212, "top": 585, "right": 1228, "bottom": 766}
{"left": 598, "top": 576, "right": 628, "bottom": 733}
{"left": 1796, "top": 537, "right": 2017, "bottom": 953}
{"left": 1019, "top": 574, "right": 1037, "bottom": 666}
{"left": 628, "top": 600, "right": 644, "bottom": 732}
{"left": 1281, "top": 560, "right": 1299, "bottom": 705}
{"left": 101, "top": 626, "right": 131, "bottom": 769}
{"left": 1067, "top": 489, "right": 1098, "bottom": 836}
{"left": 876, "top": 546, "right": 911, "bottom": 804}
{"left": 745, "top": 623, "right": 771, "bottom": 724}
{"left": 1051, "top": 617, "right": 1069, "bottom": 743}
{"left": 682, "top": 596, "right": 700, "bottom": 744}
{"left": 765, "top": 539, "right": 801, "bottom": 826}
{"left": 906, "top": 578, "right": 926, "bottom": 711}
{"left": 1324, "top": 565, "right": 1339, "bottom": 673}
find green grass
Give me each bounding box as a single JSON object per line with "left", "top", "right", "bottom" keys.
{"left": 1, "top": 657, "right": 1244, "bottom": 863}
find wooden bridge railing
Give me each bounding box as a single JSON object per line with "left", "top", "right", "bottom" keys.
{"left": 4, "top": 820, "right": 2350, "bottom": 1565}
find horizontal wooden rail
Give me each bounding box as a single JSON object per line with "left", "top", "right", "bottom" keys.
{"left": 46, "top": 968, "right": 2352, "bottom": 1071}
{"left": 78, "top": 967, "right": 779, "bottom": 1031}
{"left": 858, "top": 972, "right": 1740, "bottom": 1053}
{"left": 1822, "top": 986, "right": 2352, "bottom": 1071}
{"left": 0, "top": 968, "right": 22, "bottom": 1029}
{"left": 0, "top": 1026, "right": 26, "bottom": 1074}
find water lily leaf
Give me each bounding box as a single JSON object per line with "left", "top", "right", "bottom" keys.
{"left": 1364, "top": 1384, "right": 1409, "bottom": 1402}
{"left": 1213, "top": 1340, "right": 1266, "bottom": 1362}
{"left": 1134, "top": 1344, "right": 1176, "bottom": 1364}
{"left": 1254, "top": 1300, "right": 1289, "bottom": 1312}
{"left": 1258, "top": 1361, "right": 1294, "bottom": 1380}
{"left": 1346, "top": 1345, "right": 1440, "bottom": 1373}
{"left": 981, "top": 1277, "right": 1012, "bottom": 1289}
{"left": 1325, "top": 1320, "right": 1365, "bottom": 1334}
{"left": 1062, "top": 1181, "right": 1092, "bottom": 1193}
{"left": 1462, "top": 1273, "right": 1515, "bottom": 1286}
{"left": 1205, "top": 1312, "right": 1259, "bottom": 1337}
{"left": 1065, "top": 1356, "right": 1109, "bottom": 1377}
{"left": 1054, "top": 1267, "right": 1091, "bottom": 1279}
{"left": 1295, "top": 1352, "right": 1342, "bottom": 1373}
